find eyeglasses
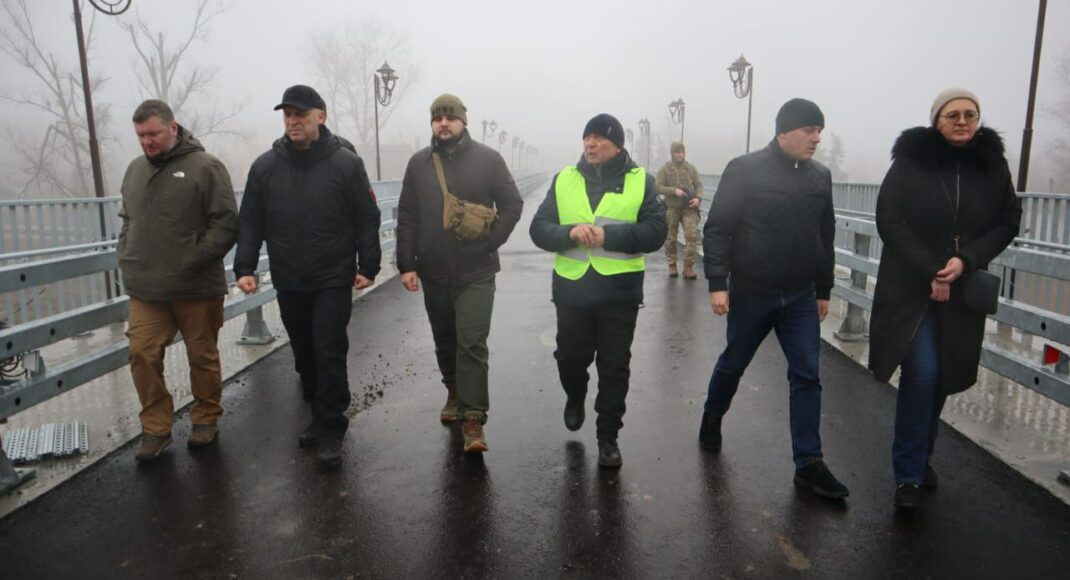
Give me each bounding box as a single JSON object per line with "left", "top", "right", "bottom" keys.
{"left": 939, "top": 111, "right": 980, "bottom": 124}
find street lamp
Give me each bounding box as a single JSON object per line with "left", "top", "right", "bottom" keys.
{"left": 625, "top": 128, "right": 634, "bottom": 151}
{"left": 728, "top": 54, "right": 754, "bottom": 153}
{"left": 498, "top": 131, "right": 507, "bottom": 153}
{"left": 638, "top": 118, "right": 651, "bottom": 168}
{"left": 76, "top": 0, "right": 131, "bottom": 299}
{"left": 373, "top": 61, "right": 398, "bottom": 181}
{"left": 668, "top": 98, "right": 686, "bottom": 142}
{"left": 481, "top": 119, "right": 497, "bottom": 144}
{"left": 518, "top": 140, "right": 526, "bottom": 170}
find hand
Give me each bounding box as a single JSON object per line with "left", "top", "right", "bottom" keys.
{"left": 935, "top": 257, "right": 965, "bottom": 284}
{"left": 587, "top": 225, "right": 605, "bottom": 248}
{"left": 817, "top": 299, "right": 829, "bottom": 322}
{"left": 569, "top": 224, "right": 595, "bottom": 246}
{"left": 710, "top": 291, "right": 729, "bottom": 316}
{"left": 687, "top": 198, "right": 700, "bottom": 209}
{"left": 400, "top": 271, "right": 420, "bottom": 292}
{"left": 931, "top": 279, "right": 950, "bottom": 302}
{"left": 354, "top": 274, "right": 374, "bottom": 290}
{"left": 673, "top": 188, "right": 687, "bottom": 198}
{"left": 236, "top": 275, "right": 257, "bottom": 294}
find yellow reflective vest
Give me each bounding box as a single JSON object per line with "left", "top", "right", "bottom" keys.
{"left": 554, "top": 166, "right": 646, "bottom": 281}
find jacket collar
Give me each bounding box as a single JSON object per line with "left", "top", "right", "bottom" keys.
{"left": 891, "top": 125, "right": 1006, "bottom": 169}
{"left": 577, "top": 148, "right": 636, "bottom": 180}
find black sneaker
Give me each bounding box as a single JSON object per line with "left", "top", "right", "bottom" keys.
{"left": 598, "top": 441, "right": 622, "bottom": 468}
{"left": 895, "top": 484, "right": 922, "bottom": 509}
{"left": 793, "top": 460, "right": 849, "bottom": 499}
{"left": 564, "top": 396, "right": 585, "bottom": 431}
{"left": 922, "top": 463, "right": 938, "bottom": 490}
{"left": 698, "top": 411, "right": 722, "bottom": 451}
{"left": 317, "top": 436, "right": 343, "bottom": 469}
{"left": 298, "top": 422, "right": 318, "bottom": 448}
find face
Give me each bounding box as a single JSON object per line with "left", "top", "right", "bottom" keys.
{"left": 134, "top": 116, "right": 179, "bottom": 158}
{"left": 583, "top": 133, "right": 620, "bottom": 165}
{"left": 936, "top": 98, "right": 980, "bottom": 146}
{"left": 776, "top": 125, "right": 823, "bottom": 160}
{"left": 283, "top": 107, "right": 325, "bottom": 149}
{"left": 672, "top": 150, "right": 685, "bottom": 162}
{"left": 432, "top": 115, "right": 465, "bottom": 142}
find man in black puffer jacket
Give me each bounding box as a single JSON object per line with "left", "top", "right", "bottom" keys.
{"left": 698, "top": 99, "right": 849, "bottom": 500}
{"left": 234, "top": 85, "right": 381, "bottom": 468}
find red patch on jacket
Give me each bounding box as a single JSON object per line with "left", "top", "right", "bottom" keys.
{"left": 368, "top": 187, "right": 377, "bottom": 202}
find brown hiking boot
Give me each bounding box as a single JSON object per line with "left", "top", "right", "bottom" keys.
{"left": 135, "top": 432, "right": 173, "bottom": 461}
{"left": 440, "top": 384, "right": 460, "bottom": 423}
{"left": 683, "top": 262, "right": 697, "bottom": 279}
{"left": 187, "top": 424, "right": 219, "bottom": 448}
{"left": 668, "top": 262, "right": 679, "bottom": 277}
{"left": 461, "top": 412, "right": 488, "bottom": 453}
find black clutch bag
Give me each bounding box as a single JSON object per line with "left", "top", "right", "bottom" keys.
{"left": 962, "top": 269, "right": 1001, "bottom": 315}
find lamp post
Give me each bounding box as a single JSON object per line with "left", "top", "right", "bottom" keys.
{"left": 518, "top": 140, "right": 526, "bottom": 170}
{"left": 728, "top": 54, "right": 754, "bottom": 153}
{"left": 373, "top": 61, "right": 398, "bottom": 181}
{"left": 625, "top": 128, "right": 634, "bottom": 152}
{"left": 638, "top": 118, "right": 651, "bottom": 168}
{"left": 481, "top": 119, "right": 498, "bottom": 144}
{"left": 75, "top": 0, "right": 130, "bottom": 299}
{"left": 511, "top": 137, "right": 520, "bottom": 170}
{"left": 498, "top": 131, "right": 507, "bottom": 154}
{"left": 668, "top": 98, "right": 686, "bottom": 142}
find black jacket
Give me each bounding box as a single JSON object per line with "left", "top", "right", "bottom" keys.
{"left": 869, "top": 127, "right": 1021, "bottom": 394}
{"left": 234, "top": 126, "right": 382, "bottom": 291}
{"left": 395, "top": 130, "right": 523, "bottom": 285}
{"left": 529, "top": 150, "right": 667, "bottom": 308}
{"left": 703, "top": 139, "right": 835, "bottom": 299}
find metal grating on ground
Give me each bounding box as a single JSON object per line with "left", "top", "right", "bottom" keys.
{"left": 2, "top": 422, "right": 88, "bottom": 464}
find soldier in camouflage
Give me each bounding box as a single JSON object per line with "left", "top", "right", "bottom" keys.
{"left": 655, "top": 142, "right": 703, "bottom": 279}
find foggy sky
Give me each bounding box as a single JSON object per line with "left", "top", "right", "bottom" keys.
{"left": 2, "top": 0, "right": 1069, "bottom": 192}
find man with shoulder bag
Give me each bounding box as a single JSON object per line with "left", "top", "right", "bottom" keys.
{"left": 396, "top": 93, "right": 524, "bottom": 454}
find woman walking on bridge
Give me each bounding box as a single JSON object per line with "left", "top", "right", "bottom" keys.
{"left": 869, "top": 88, "right": 1021, "bottom": 510}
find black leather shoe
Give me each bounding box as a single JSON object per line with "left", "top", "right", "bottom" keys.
{"left": 895, "top": 484, "right": 922, "bottom": 509}
{"left": 298, "top": 422, "right": 318, "bottom": 448}
{"left": 698, "top": 411, "right": 722, "bottom": 451}
{"left": 794, "top": 460, "right": 850, "bottom": 499}
{"left": 317, "top": 436, "right": 343, "bottom": 469}
{"left": 597, "top": 441, "right": 622, "bottom": 468}
{"left": 564, "top": 396, "right": 585, "bottom": 431}
{"left": 921, "top": 463, "right": 938, "bottom": 490}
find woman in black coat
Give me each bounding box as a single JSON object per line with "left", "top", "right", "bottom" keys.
{"left": 869, "top": 88, "right": 1021, "bottom": 509}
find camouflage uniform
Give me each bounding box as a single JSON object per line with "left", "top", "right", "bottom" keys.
{"left": 655, "top": 153, "right": 703, "bottom": 276}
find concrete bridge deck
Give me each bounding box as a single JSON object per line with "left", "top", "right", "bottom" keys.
{"left": 1, "top": 192, "right": 1068, "bottom": 579}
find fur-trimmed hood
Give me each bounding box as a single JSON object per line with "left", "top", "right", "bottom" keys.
{"left": 890, "top": 126, "right": 1006, "bottom": 169}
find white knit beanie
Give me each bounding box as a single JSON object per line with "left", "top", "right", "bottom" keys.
{"left": 930, "top": 88, "right": 981, "bottom": 126}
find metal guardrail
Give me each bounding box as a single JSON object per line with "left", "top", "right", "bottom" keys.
{"left": 0, "top": 172, "right": 549, "bottom": 493}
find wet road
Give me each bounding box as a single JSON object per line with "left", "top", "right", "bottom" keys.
{"left": 2, "top": 194, "right": 1069, "bottom": 579}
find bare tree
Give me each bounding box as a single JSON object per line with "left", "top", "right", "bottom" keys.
{"left": 814, "top": 131, "right": 848, "bottom": 182}
{"left": 118, "top": 0, "right": 247, "bottom": 143}
{"left": 305, "top": 16, "right": 418, "bottom": 155}
{"left": 1045, "top": 45, "right": 1070, "bottom": 189}
{"left": 0, "top": 0, "right": 112, "bottom": 198}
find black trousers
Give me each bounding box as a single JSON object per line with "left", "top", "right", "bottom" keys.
{"left": 554, "top": 303, "right": 639, "bottom": 442}
{"left": 277, "top": 286, "right": 353, "bottom": 438}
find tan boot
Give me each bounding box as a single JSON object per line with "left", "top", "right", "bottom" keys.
{"left": 134, "top": 432, "right": 172, "bottom": 461}
{"left": 668, "top": 262, "right": 679, "bottom": 277}
{"left": 683, "top": 262, "right": 697, "bottom": 280}
{"left": 187, "top": 424, "right": 218, "bottom": 448}
{"left": 461, "top": 411, "right": 488, "bottom": 453}
{"left": 440, "top": 384, "right": 460, "bottom": 423}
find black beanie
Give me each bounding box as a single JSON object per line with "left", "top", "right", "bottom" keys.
{"left": 775, "top": 98, "right": 825, "bottom": 134}
{"left": 583, "top": 113, "right": 625, "bottom": 149}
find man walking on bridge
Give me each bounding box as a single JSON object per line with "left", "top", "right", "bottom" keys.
{"left": 655, "top": 141, "right": 703, "bottom": 279}
{"left": 234, "top": 85, "right": 382, "bottom": 469}
{"left": 119, "top": 100, "right": 238, "bottom": 460}
{"left": 698, "top": 99, "right": 849, "bottom": 499}
{"left": 396, "top": 94, "right": 523, "bottom": 454}
{"left": 530, "top": 113, "right": 666, "bottom": 468}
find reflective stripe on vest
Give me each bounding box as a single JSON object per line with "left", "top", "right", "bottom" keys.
{"left": 553, "top": 166, "right": 646, "bottom": 281}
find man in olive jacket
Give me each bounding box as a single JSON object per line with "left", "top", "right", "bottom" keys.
{"left": 396, "top": 94, "right": 523, "bottom": 455}
{"left": 118, "top": 99, "right": 238, "bottom": 460}
{"left": 234, "top": 85, "right": 381, "bottom": 469}
{"left": 655, "top": 141, "right": 703, "bottom": 279}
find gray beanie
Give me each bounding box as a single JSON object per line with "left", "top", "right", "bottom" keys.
{"left": 430, "top": 93, "right": 467, "bottom": 125}
{"left": 930, "top": 88, "right": 980, "bottom": 125}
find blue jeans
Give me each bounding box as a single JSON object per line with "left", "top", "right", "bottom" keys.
{"left": 892, "top": 306, "right": 946, "bottom": 485}
{"left": 703, "top": 287, "right": 824, "bottom": 468}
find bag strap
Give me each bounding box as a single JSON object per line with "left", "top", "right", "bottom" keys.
{"left": 432, "top": 152, "right": 452, "bottom": 202}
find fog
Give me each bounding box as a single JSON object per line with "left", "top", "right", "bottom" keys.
{"left": 1, "top": 0, "right": 1069, "bottom": 198}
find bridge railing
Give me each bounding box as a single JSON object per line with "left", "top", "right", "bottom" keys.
{"left": 0, "top": 171, "right": 548, "bottom": 493}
